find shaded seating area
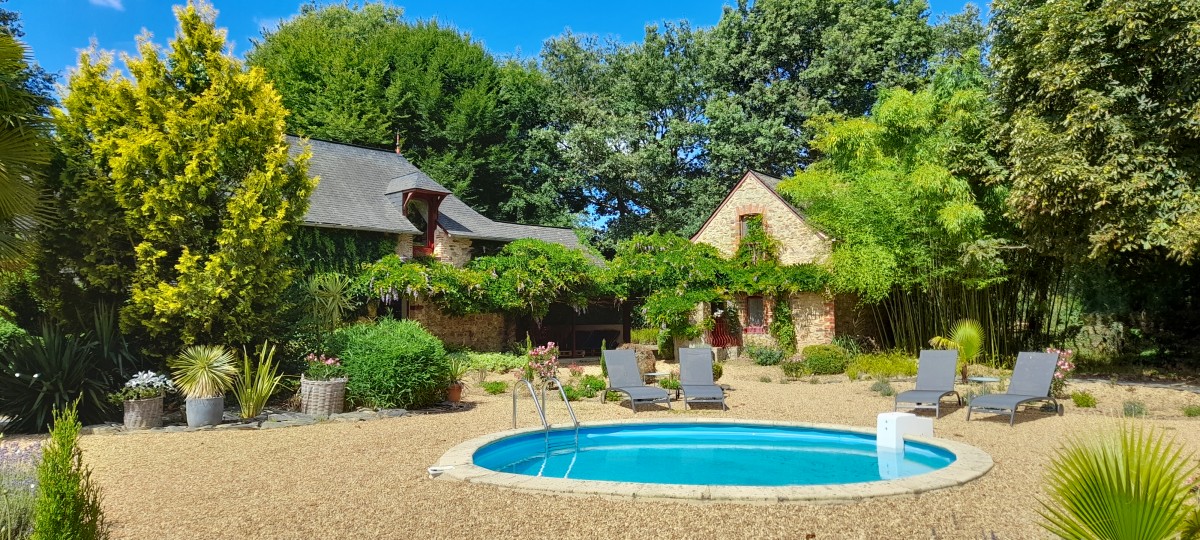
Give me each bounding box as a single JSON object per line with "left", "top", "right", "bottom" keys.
{"left": 967, "top": 351, "right": 1061, "bottom": 426}
{"left": 678, "top": 348, "right": 727, "bottom": 410}
{"left": 893, "top": 349, "right": 961, "bottom": 418}
{"left": 600, "top": 349, "right": 671, "bottom": 412}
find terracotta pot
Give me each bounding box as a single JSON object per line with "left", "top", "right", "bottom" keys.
{"left": 447, "top": 382, "right": 464, "bottom": 403}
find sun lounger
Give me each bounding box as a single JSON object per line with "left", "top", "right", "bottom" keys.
{"left": 678, "top": 347, "right": 727, "bottom": 410}
{"left": 893, "top": 349, "right": 961, "bottom": 418}
{"left": 966, "top": 351, "right": 1060, "bottom": 426}
{"left": 600, "top": 349, "right": 671, "bottom": 412}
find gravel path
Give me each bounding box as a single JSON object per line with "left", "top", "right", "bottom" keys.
{"left": 76, "top": 360, "right": 1200, "bottom": 539}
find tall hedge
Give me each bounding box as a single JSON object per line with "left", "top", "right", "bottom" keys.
{"left": 333, "top": 319, "right": 448, "bottom": 409}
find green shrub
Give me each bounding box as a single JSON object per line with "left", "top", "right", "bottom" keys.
{"left": 481, "top": 381, "right": 509, "bottom": 395}
{"left": 658, "top": 376, "right": 681, "bottom": 390}
{"left": 0, "top": 325, "right": 117, "bottom": 434}
{"left": 801, "top": 344, "right": 850, "bottom": 375}
{"left": 463, "top": 352, "right": 526, "bottom": 373}
{"left": 1183, "top": 405, "right": 1200, "bottom": 418}
{"left": 333, "top": 319, "right": 448, "bottom": 408}
{"left": 869, "top": 376, "right": 895, "bottom": 397}
{"left": 845, "top": 350, "right": 917, "bottom": 380}
{"left": 780, "top": 360, "right": 806, "bottom": 378}
{"left": 758, "top": 375, "right": 772, "bottom": 383}
{"left": 1123, "top": 400, "right": 1147, "bottom": 417}
{"left": 580, "top": 374, "right": 606, "bottom": 393}
{"left": 1040, "top": 424, "right": 1198, "bottom": 539}
{"left": 0, "top": 319, "right": 26, "bottom": 351}
{"left": 31, "top": 403, "right": 107, "bottom": 540}
{"left": 745, "top": 345, "right": 785, "bottom": 366}
{"left": 1070, "top": 391, "right": 1097, "bottom": 408}
{"left": 0, "top": 435, "right": 39, "bottom": 540}
{"left": 630, "top": 328, "right": 658, "bottom": 345}
{"left": 656, "top": 331, "right": 675, "bottom": 360}
{"left": 712, "top": 361, "right": 723, "bottom": 382}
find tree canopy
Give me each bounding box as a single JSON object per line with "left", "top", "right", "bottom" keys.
{"left": 46, "top": 1, "right": 314, "bottom": 353}
{"left": 247, "top": 3, "right": 578, "bottom": 226}
{"left": 993, "top": 0, "right": 1200, "bottom": 261}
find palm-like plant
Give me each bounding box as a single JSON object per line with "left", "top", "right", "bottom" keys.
{"left": 0, "top": 33, "right": 53, "bottom": 269}
{"left": 1040, "top": 423, "right": 1199, "bottom": 539}
{"left": 307, "top": 273, "right": 354, "bottom": 332}
{"left": 168, "top": 345, "right": 237, "bottom": 399}
{"left": 929, "top": 318, "right": 983, "bottom": 383}
{"left": 231, "top": 342, "right": 283, "bottom": 419}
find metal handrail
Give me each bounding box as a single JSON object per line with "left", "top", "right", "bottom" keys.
{"left": 542, "top": 377, "right": 579, "bottom": 429}
{"left": 512, "top": 378, "right": 547, "bottom": 429}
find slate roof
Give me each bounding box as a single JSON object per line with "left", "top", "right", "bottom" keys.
{"left": 290, "top": 136, "right": 584, "bottom": 250}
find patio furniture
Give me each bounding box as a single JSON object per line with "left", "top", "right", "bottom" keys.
{"left": 893, "top": 349, "right": 961, "bottom": 418}
{"left": 966, "top": 351, "right": 1060, "bottom": 426}
{"left": 600, "top": 349, "right": 671, "bottom": 412}
{"left": 678, "top": 347, "right": 727, "bottom": 410}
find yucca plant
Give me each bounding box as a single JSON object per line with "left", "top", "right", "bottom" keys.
{"left": 167, "top": 345, "right": 236, "bottom": 399}
{"left": 1040, "top": 423, "right": 1199, "bottom": 540}
{"left": 307, "top": 273, "right": 355, "bottom": 332}
{"left": 0, "top": 324, "right": 115, "bottom": 433}
{"left": 231, "top": 342, "right": 283, "bottom": 420}
{"left": 929, "top": 318, "right": 983, "bottom": 383}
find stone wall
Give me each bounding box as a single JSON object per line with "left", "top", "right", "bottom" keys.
{"left": 432, "top": 228, "right": 473, "bottom": 267}
{"left": 395, "top": 234, "right": 413, "bottom": 259}
{"left": 691, "top": 174, "right": 831, "bottom": 265}
{"left": 405, "top": 302, "right": 512, "bottom": 352}
{"left": 791, "top": 292, "right": 836, "bottom": 350}
{"left": 833, "top": 293, "right": 881, "bottom": 344}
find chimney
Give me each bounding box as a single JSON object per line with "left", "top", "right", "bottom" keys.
{"left": 395, "top": 132, "right": 402, "bottom": 154}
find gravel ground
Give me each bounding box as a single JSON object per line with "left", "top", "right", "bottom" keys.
{"left": 72, "top": 359, "right": 1200, "bottom": 540}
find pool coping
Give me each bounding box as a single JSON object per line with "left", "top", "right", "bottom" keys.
{"left": 431, "top": 418, "right": 994, "bottom": 504}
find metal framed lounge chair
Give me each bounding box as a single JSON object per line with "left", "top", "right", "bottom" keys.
{"left": 966, "top": 351, "right": 1060, "bottom": 426}
{"left": 893, "top": 349, "right": 961, "bottom": 418}
{"left": 678, "top": 348, "right": 727, "bottom": 410}
{"left": 600, "top": 349, "right": 671, "bottom": 412}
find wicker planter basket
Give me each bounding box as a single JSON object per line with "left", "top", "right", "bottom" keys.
{"left": 123, "top": 395, "right": 163, "bottom": 430}
{"left": 300, "top": 376, "right": 347, "bottom": 416}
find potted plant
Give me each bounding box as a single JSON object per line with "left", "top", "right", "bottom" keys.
{"left": 109, "top": 371, "right": 172, "bottom": 429}
{"left": 447, "top": 353, "right": 471, "bottom": 404}
{"left": 300, "top": 353, "right": 347, "bottom": 416}
{"left": 168, "top": 345, "right": 236, "bottom": 427}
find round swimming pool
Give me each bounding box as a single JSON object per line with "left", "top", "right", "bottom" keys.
{"left": 474, "top": 422, "right": 954, "bottom": 485}
{"left": 434, "top": 419, "right": 993, "bottom": 503}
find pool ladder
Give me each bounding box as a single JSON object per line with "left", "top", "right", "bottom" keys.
{"left": 512, "top": 377, "right": 579, "bottom": 431}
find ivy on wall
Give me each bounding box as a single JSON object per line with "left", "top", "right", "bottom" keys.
{"left": 287, "top": 227, "right": 396, "bottom": 277}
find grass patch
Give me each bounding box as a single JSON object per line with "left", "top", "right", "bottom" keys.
{"left": 1123, "top": 400, "right": 1147, "bottom": 417}
{"left": 1070, "top": 391, "right": 1097, "bottom": 408}
{"left": 1182, "top": 404, "right": 1200, "bottom": 417}
{"left": 629, "top": 328, "right": 658, "bottom": 345}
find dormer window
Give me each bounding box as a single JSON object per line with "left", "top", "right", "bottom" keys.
{"left": 401, "top": 191, "right": 444, "bottom": 258}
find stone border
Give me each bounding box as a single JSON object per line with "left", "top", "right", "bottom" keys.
{"left": 432, "top": 418, "right": 993, "bottom": 504}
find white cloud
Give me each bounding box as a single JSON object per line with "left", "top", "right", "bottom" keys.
{"left": 89, "top": 0, "right": 125, "bottom": 11}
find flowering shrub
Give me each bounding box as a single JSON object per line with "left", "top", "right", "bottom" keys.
{"left": 108, "top": 371, "right": 172, "bottom": 403}
{"left": 525, "top": 342, "right": 560, "bottom": 381}
{"left": 567, "top": 363, "right": 584, "bottom": 377}
{"left": 1047, "top": 347, "right": 1075, "bottom": 397}
{"left": 303, "top": 353, "right": 345, "bottom": 381}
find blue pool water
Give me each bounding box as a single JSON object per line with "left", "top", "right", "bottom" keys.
{"left": 473, "top": 423, "right": 956, "bottom": 486}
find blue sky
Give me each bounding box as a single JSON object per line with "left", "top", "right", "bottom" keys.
{"left": 11, "top": 0, "right": 979, "bottom": 82}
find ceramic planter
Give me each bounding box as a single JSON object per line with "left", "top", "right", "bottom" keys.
{"left": 185, "top": 396, "right": 225, "bottom": 427}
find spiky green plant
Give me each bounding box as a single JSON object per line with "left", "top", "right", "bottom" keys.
{"left": 1040, "top": 423, "right": 1199, "bottom": 540}
{"left": 930, "top": 318, "right": 983, "bottom": 382}
{"left": 306, "top": 273, "right": 354, "bottom": 332}
{"left": 231, "top": 342, "right": 283, "bottom": 420}
{"left": 168, "top": 345, "right": 236, "bottom": 399}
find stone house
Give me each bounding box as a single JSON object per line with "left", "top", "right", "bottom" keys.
{"left": 290, "top": 136, "right": 607, "bottom": 351}
{"left": 691, "top": 170, "right": 839, "bottom": 351}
